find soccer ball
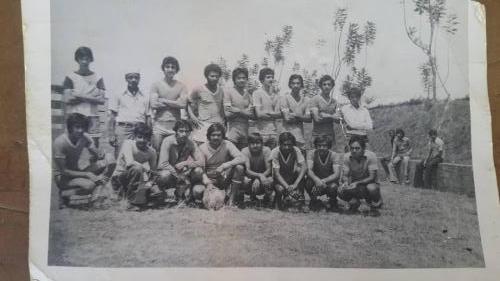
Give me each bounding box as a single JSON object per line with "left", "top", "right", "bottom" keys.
{"left": 202, "top": 186, "right": 225, "bottom": 210}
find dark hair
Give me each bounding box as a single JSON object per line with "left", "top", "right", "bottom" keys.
{"left": 258, "top": 68, "right": 274, "bottom": 83}
{"left": 395, "top": 128, "right": 405, "bottom": 137}
{"left": 318, "top": 75, "right": 335, "bottom": 88}
{"left": 346, "top": 87, "right": 362, "bottom": 98}
{"left": 66, "top": 113, "right": 89, "bottom": 133}
{"left": 428, "top": 129, "right": 438, "bottom": 136}
{"left": 248, "top": 132, "right": 263, "bottom": 144}
{"left": 388, "top": 129, "right": 395, "bottom": 136}
{"left": 232, "top": 67, "right": 249, "bottom": 83}
{"left": 133, "top": 123, "right": 153, "bottom": 140}
{"left": 204, "top": 63, "right": 222, "bottom": 78}
{"left": 173, "top": 120, "right": 192, "bottom": 132}
{"left": 74, "top": 46, "right": 94, "bottom": 62}
{"left": 288, "top": 74, "right": 304, "bottom": 89}
{"left": 278, "top": 132, "right": 296, "bottom": 146}
{"left": 349, "top": 135, "right": 367, "bottom": 149}
{"left": 206, "top": 122, "right": 226, "bottom": 140}
{"left": 313, "top": 135, "right": 333, "bottom": 148}
{"left": 161, "top": 56, "right": 180, "bottom": 73}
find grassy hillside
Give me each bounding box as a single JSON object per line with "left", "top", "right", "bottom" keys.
{"left": 367, "top": 98, "right": 472, "bottom": 164}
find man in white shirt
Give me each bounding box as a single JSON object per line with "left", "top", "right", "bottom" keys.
{"left": 340, "top": 87, "right": 373, "bottom": 143}
{"left": 108, "top": 71, "right": 151, "bottom": 157}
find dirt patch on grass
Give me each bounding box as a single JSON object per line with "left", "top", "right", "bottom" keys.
{"left": 47, "top": 182, "right": 484, "bottom": 268}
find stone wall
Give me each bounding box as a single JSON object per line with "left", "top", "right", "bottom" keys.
{"left": 378, "top": 158, "right": 476, "bottom": 197}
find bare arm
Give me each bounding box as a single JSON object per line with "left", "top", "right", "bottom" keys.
{"left": 157, "top": 140, "right": 177, "bottom": 175}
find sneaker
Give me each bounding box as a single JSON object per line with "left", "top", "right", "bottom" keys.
{"left": 358, "top": 200, "right": 371, "bottom": 213}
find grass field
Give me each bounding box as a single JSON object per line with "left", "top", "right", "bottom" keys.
{"left": 47, "top": 182, "right": 484, "bottom": 268}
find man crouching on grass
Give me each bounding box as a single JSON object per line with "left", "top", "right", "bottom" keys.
{"left": 305, "top": 135, "right": 341, "bottom": 211}
{"left": 110, "top": 123, "right": 158, "bottom": 210}
{"left": 197, "top": 123, "right": 246, "bottom": 207}
{"left": 272, "top": 132, "right": 307, "bottom": 211}
{"left": 53, "top": 113, "right": 115, "bottom": 209}
{"left": 157, "top": 120, "right": 204, "bottom": 204}
{"left": 338, "top": 135, "right": 383, "bottom": 216}
{"left": 241, "top": 133, "right": 274, "bottom": 207}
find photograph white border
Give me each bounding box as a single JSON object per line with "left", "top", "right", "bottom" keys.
{"left": 23, "top": 1, "right": 499, "bottom": 280}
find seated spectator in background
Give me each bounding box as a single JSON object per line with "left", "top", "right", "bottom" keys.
{"left": 224, "top": 67, "right": 254, "bottom": 150}
{"left": 380, "top": 129, "right": 396, "bottom": 176}
{"left": 111, "top": 123, "right": 157, "bottom": 209}
{"left": 272, "top": 132, "right": 307, "bottom": 211}
{"left": 338, "top": 135, "right": 383, "bottom": 215}
{"left": 157, "top": 120, "right": 204, "bottom": 204}
{"left": 197, "top": 123, "right": 246, "bottom": 207}
{"left": 241, "top": 133, "right": 274, "bottom": 207}
{"left": 251, "top": 67, "right": 282, "bottom": 149}
{"left": 310, "top": 75, "right": 340, "bottom": 146}
{"left": 108, "top": 70, "right": 151, "bottom": 157}
{"left": 150, "top": 56, "right": 189, "bottom": 152}
{"left": 305, "top": 135, "right": 341, "bottom": 211}
{"left": 53, "top": 113, "right": 115, "bottom": 208}
{"left": 414, "top": 129, "right": 445, "bottom": 189}
{"left": 63, "top": 46, "right": 106, "bottom": 148}
{"left": 388, "top": 128, "right": 412, "bottom": 184}
{"left": 340, "top": 87, "right": 373, "bottom": 144}
{"left": 188, "top": 64, "right": 225, "bottom": 144}
{"left": 280, "top": 74, "right": 311, "bottom": 149}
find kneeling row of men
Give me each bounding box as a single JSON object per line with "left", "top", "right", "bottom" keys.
{"left": 53, "top": 113, "right": 383, "bottom": 212}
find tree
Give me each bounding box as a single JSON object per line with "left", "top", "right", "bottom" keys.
{"left": 321, "top": 8, "right": 377, "bottom": 97}
{"left": 263, "top": 25, "right": 293, "bottom": 83}
{"left": 402, "top": 0, "right": 459, "bottom": 100}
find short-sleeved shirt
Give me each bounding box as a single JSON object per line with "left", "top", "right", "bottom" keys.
{"left": 429, "top": 137, "right": 445, "bottom": 159}
{"left": 189, "top": 84, "right": 224, "bottom": 123}
{"left": 158, "top": 135, "right": 198, "bottom": 171}
{"left": 341, "top": 104, "right": 373, "bottom": 136}
{"left": 252, "top": 88, "right": 280, "bottom": 134}
{"left": 394, "top": 136, "right": 411, "bottom": 155}
{"left": 63, "top": 72, "right": 105, "bottom": 116}
{"left": 241, "top": 146, "right": 272, "bottom": 174}
{"left": 150, "top": 79, "right": 188, "bottom": 122}
{"left": 114, "top": 139, "right": 157, "bottom": 175}
{"left": 224, "top": 86, "right": 252, "bottom": 128}
{"left": 52, "top": 133, "right": 93, "bottom": 177}
{"left": 280, "top": 92, "right": 310, "bottom": 143}
{"left": 109, "top": 89, "right": 150, "bottom": 123}
{"left": 307, "top": 149, "right": 338, "bottom": 179}
{"left": 309, "top": 94, "right": 338, "bottom": 135}
{"left": 342, "top": 150, "right": 378, "bottom": 182}
{"left": 198, "top": 140, "right": 242, "bottom": 175}
{"left": 271, "top": 146, "right": 304, "bottom": 176}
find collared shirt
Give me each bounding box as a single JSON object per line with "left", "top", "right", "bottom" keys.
{"left": 53, "top": 133, "right": 93, "bottom": 176}
{"left": 150, "top": 79, "right": 188, "bottom": 122}
{"left": 270, "top": 146, "right": 305, "bottom": 170}
{"left": 342, "top": 150, "right": 378, "bottom": 182}
{"left": 109, "top": 89, "right": 150, "bottom": 123}
{"left": 428, "top": 137, "right": 445, "bottom": 159}
{"left": 157, "top": 135, "right": 202, "bottom": 173}
{"left": 280, "top": 92, "right": 310, "bottom": 143}
{"left": 341, "top": 104, "right": 373, "bottom": 136}
{"left": 189, "top": 84, "right": 224, "bottom": 123}
{"left": 252, "top": 88, "right": 280, "bottom": 134}
{"left": 309, "top": 93, "right": 338, "bottom": 135}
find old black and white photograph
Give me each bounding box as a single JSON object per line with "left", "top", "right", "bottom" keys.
{"left": 29, "top": 0, "right": 491, "bottom": 272}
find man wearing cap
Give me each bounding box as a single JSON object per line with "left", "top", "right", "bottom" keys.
{"left": 108, "top": 70, "right": 151, "bottom": 157}
{"left": 340, "top": 87, "right": 373, "bottom": 144}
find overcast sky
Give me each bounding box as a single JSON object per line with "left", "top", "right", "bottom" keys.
{"left": 51, "top": 0, "right": 468, "bottom": 105}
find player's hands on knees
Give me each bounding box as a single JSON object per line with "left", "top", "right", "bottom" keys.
{"left": 86, "top": 172, "right": 100, "bottom": 183}
{"left": 215, "top": 164, "right": 228, "bottom": 174}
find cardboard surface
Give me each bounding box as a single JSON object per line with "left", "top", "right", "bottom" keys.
{"left": 0, "top": 0, "right": 498, "bottom": 280}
